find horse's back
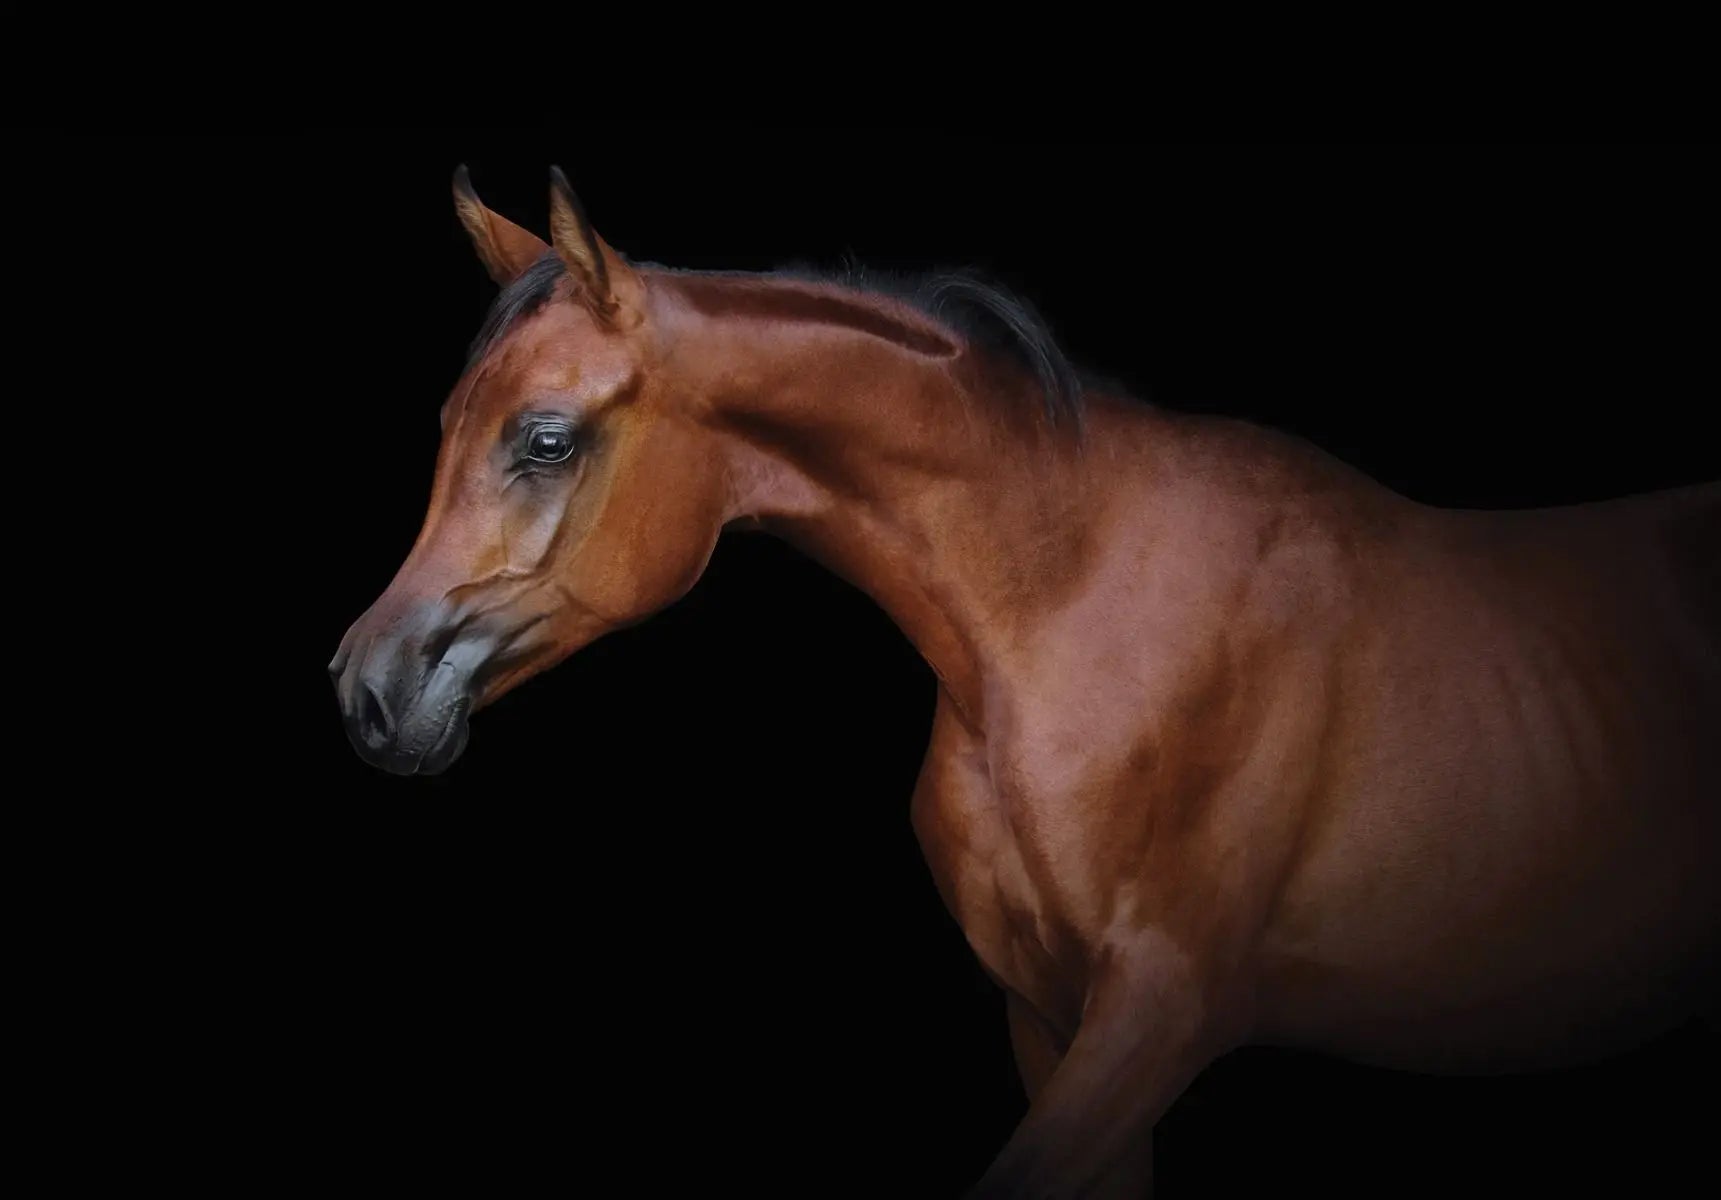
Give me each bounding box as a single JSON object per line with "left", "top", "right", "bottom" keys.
{"left": 1258, "top": 476, "right": 1721, "bottom": 1071}
{"left": 1488, "top": 479, "right": 1721, "bottom": 694}
{"left": 1643, "top": 479, "right": 1721, "bottom": 649}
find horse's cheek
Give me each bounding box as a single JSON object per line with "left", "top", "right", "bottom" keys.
{"left": 500, "top": 486, "right": 574, "bottom": 573}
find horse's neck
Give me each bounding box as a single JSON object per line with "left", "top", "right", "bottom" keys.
{"left": 656, "top": 272, "right": 1125, "bottom": 725}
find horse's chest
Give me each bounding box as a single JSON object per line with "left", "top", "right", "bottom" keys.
{"left": 910, "top": 735, "right": 1092, "bottom": 1027}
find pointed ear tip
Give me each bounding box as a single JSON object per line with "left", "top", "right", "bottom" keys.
{"left": 453, "top": 163, "right": 476, "bottom": 199}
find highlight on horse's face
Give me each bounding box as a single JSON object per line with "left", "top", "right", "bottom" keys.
{"left": 331, "top": 168, "right": 725, "bottom": 774}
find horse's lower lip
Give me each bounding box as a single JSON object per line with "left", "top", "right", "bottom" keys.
{"left": 416, "top": 713, "right": 470, "bottom": 775}
{"left": 396, "top": 665, "right": 475, "bottom": 775}
{"left": 350, "top": 697, "right": 471, "bottom": 776}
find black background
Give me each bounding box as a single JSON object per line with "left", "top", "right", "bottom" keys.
{"left": 23, "top": 132, "right": 1718, "bottom": 1195}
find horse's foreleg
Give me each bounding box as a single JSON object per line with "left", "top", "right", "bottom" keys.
{"left": 1005, "top": 991, "right": 1066, "bottom": 1102}
{"left": 969, "top": 946, "right": 1213, "bottom": 1199}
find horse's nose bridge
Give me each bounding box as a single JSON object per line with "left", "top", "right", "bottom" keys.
{"left": 354, "top": 497, "right": 500, "bottom": 641}
{"left": 358, "top": 591, "right": 458, "bottom": 665}
{"left": 353, "top": 543, "right": 469, "bottom": 638}
{"left": 333, "top": 586, "right": 456, "bottom": 706}
{"left": 332, "top": 524, "right": 496, "bottom": 724}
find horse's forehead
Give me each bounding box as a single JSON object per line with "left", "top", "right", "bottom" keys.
{"left": 456, "top": 312, "right": 629, "bottom": 424}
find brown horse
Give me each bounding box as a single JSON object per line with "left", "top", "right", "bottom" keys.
{"left": 331, "top": 167, "right": 1721, "bottom": 1196}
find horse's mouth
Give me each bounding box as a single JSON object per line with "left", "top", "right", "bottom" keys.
{"left": 334, "top": 605, "right": 555, "bottom": 778}
{"left": 340, "top": 663, "right": 475, "bottom": 777}
{"left": 407, "top": 705, "right": 471, "bottom": 776}
{"left": 391, "top": 678, "right": 473, "bottom": 775}
{"left": 343, "top": 702, "right": 471, "bottom": 776}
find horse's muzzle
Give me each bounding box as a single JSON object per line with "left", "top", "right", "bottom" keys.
{"left": 329, "top": 613, "right": 493, "bottom": 776}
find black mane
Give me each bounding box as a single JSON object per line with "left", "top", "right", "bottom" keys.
{"left": 466, "top": 252, "right": 567, "bottom": 367}
{"left": 784, "top": 261, "right": 1084, "bottom": 429}
{"left": 467, "top": 252, "right": 1084, "bottom": 428}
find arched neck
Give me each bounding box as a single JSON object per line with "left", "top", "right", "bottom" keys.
{"left": 651, "top": 269, "right": 1112, "bottom": 729}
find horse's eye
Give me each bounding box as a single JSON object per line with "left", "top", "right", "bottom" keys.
{"left": 526, "top": 425, "right": 576, "bottom": 464}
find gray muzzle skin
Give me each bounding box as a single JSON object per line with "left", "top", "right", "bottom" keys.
{"left": 330, "top": 607, "right": 510, "bottom": 776}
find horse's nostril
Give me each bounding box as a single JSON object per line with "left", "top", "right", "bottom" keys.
{"left": 359, "top": 681, "right": 396, "bottom": 743}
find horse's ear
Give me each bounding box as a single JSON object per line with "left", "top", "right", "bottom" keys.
{"left": 453, "top": 165, "right": 550, "bottom": 285}
{"left": 549, "top": 166, "right": 639, "bottom": 320}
